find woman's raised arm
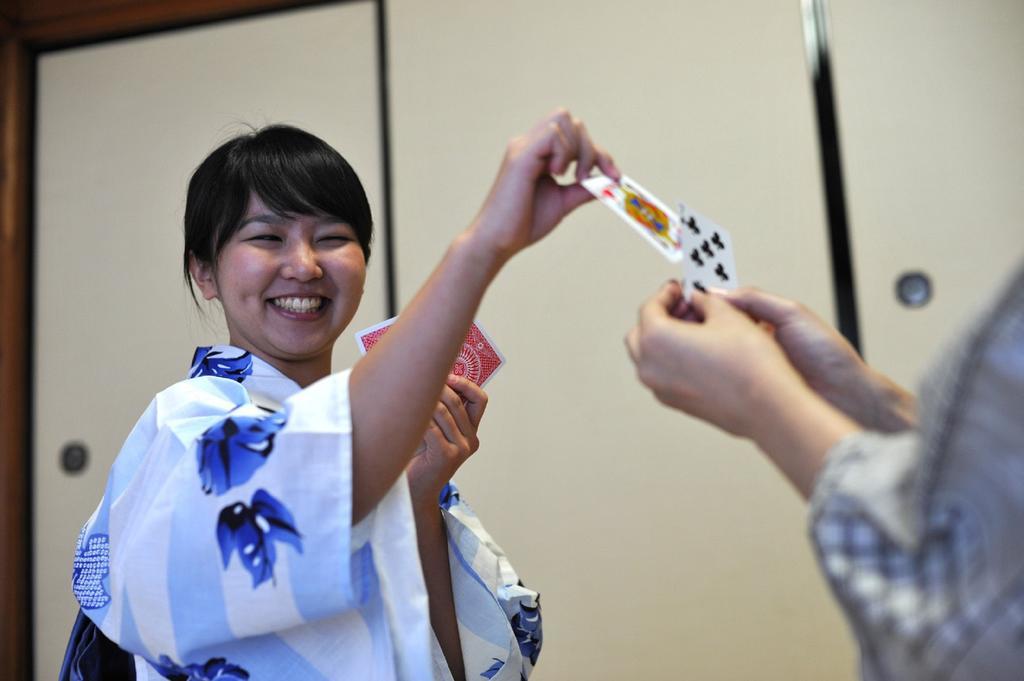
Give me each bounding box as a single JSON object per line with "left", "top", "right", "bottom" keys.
{"left": 348, "top": 109, "right": 618, "bottom": 521}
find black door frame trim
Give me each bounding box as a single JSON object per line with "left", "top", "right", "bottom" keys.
{"left": 803, "top": 0, "right": 861, "bottom": 352}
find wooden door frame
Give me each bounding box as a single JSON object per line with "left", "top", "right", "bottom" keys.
{"left": 0, "top": 1, "right": 392, "bottom": 678}
{"left": 1, "top": 31, "right": 34, "bottom": 681}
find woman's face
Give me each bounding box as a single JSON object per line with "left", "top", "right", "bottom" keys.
{"left": 192, "top": 193, "right": 367, "bottom": 382}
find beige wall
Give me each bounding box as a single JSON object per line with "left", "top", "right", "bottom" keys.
{"left": 387, "top": 2, "right": 850, "bottom": 679}
{"left": 33, "top": 0, "right": 1024, "bottom": 679}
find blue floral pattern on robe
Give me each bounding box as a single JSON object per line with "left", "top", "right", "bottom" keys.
{"left": 72, "top": 530, "right": 111, "bottom": 610}
{"left": 439, "top": 481, "right": 460, "bottom": 511}
{"left": 189, "top": 347, "right": 253, "bottom": 382}
{"left": 151, "top": 654, "right": 250, "bottom": 680}
{"left": 65, "top": 345, "right": 539, "bottom": 679}
{"left": 217, "top": 489, "right": 303, "bottom": 588}
{"left": 511, "top": 599, "right": 542, "bottom": 667}
{"left": 197, "top": 413, "right": 287, "bottom": 495}
{"left": 480, "top": 658, "right": 505, "bottom": 679}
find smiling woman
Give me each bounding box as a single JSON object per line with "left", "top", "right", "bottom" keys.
{"left": 185, "top": 128, "right": 372, "bottom": 388}
{"left": 60, "top": 112, "right": 618, "bottom": 681}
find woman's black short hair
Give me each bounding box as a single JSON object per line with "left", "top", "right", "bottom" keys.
{"left": 183, "top": 125, "right": 373, "bottom": 301}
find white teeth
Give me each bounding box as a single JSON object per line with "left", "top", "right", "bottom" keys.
{"left": 271, "top": 296, "right": 323, "bottom": 313}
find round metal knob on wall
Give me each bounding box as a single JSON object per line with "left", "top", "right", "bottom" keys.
{"left": 895, "top": 271, "right": 932, "bottom": 308}
{"left": 61, "top": 442, "right": 89, "bottom": 474}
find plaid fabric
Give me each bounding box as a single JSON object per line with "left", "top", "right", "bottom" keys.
{"left": 810, "top": 264, "right": 1024, "bottom": 681}
{"left": 813, "top": 493, "right": 984, "bottom": 671}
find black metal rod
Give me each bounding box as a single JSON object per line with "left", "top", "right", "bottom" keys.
{"left": 375, "top": 0, "right": 397, "bottom": 317}
{"left": 803, "top": 0, "right": 862, "bottom": 353}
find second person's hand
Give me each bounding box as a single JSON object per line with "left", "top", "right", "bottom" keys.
{"left": 626, "top": 281, "right": 860, "bottom": 498}
{"left": 724, "top": 287, "right": 917, "bottom": 432}
{"left": 625, "top": 281, "right": 807, "bottom": 439}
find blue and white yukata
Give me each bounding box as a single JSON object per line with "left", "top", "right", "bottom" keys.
{"left": 67, "top": 346, "right": 541, "bottom": 681}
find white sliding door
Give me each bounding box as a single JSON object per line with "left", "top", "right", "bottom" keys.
{"left": 830, "top": 0, "right": 1024, "bottom": 386}
{"left": 34, "top": 3, "right": 385, "bottom": 677}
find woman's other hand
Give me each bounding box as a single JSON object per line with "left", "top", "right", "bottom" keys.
{"left": 406, "top": 375, "right": 489, "bottom": 511}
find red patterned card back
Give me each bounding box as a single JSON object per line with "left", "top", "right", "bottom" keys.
{"left": 356, "top": 320, "right": 504, "bottom": 386}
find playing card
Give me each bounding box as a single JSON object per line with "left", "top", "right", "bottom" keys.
{"left": 677, "top": 202, "right": 738, "bottom": 300}
{"left": 354, "top": 317, "right": 506, "bottom": 387}
{"left": 353, "top": 317, "right": 395, "bottom": 355}
{"left": 582, "top": 174, "right": 685, "bottom": 263}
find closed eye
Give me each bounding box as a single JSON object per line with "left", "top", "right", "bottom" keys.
{"left": 247, "top": 234, "right": 282, "bottom": 243}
